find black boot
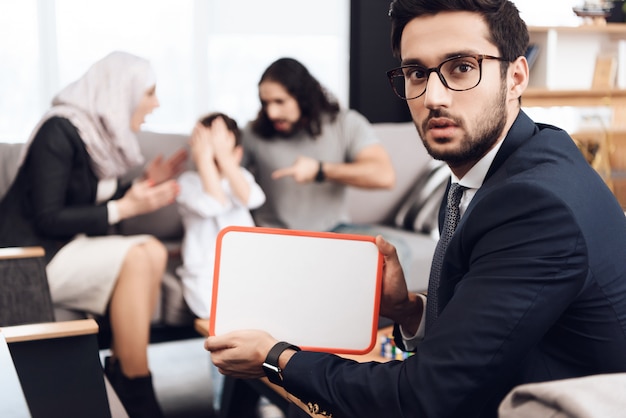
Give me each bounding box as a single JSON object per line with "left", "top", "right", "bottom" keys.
{"left": 104, "top": 356, "right": 164, "bottom": 418}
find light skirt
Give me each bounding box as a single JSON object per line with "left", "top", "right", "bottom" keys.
{"left": 46, "top": 234, "right": 152, "bottom": 315}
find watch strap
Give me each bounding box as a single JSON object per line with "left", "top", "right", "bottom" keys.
{"left": 262, "top": 341, "right": 301, "bottom": 386}
{"left": 315, "top": 160, "right": 325, "bottom": 182}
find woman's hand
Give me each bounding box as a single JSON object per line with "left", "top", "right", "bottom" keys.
{"left": 116, "top": 178, "right": 180, "bottom": 220}
{"left": 144, "top": 148, "right": 188, "bottom": 185}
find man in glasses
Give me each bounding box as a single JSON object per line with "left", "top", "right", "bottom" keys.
{"left": 204, "top": 1, "right": 626, "bottom": 417}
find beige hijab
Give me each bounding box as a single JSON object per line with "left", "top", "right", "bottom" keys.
{"left": 19, "top": 51, "right": 156, "bottom": 179}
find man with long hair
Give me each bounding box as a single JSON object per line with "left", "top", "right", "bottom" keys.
{"left": 242, "top": 57, "right": 395, "bottom": 232}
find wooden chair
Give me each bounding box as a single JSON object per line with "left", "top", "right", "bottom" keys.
{"left": 0, "top": 246, "right": 126, "bottom": 418}
{"left": 0, "top": 247, "right": 54, "bottom": 326}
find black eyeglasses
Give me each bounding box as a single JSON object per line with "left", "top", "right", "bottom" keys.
{"left": 386, "top": 54, "right": 508, "bottom": 100}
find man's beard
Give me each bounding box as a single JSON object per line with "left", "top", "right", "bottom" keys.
{"left": 274, "top": 126, "right": 296, "bottom": 138}
{"left": 417, "top": 84, "right": 507, "bottom": 168}
{"left": 272, "top": 119, "right": 303, "bottom": 138}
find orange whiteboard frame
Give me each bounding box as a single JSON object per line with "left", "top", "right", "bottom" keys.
{"left": 209, "top": 226, "right": 383, "bottom": 355}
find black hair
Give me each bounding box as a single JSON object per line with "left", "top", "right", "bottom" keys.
{"left": 388, "top": 0, "right": 529, "bottom": 79}
{"left": 251, "top": 57, "right": 340, "bottom": 139}
{"left": 198, "top": 112, "right": 242, "bottom": 146}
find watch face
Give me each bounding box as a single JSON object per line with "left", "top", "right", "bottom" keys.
{"left": 263, "top": 342, "right": 301, "bottom": 386}
{"left": 262, "top": 362, "right": 280, "bottom": 374}
{"left": 262, "top": 362, "right": 283, "bottom": 385}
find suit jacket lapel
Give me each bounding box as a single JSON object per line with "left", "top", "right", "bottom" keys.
{"left": 436, "top": 110, "right": 538, "bottom": 236}
{"left": 484, "top": 110, "right": 538, "bottom": 182}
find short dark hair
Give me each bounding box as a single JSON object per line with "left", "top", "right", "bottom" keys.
{"left": 251, "top": 57, "right": 340, "bottom": 139}
{"left": 388, "top": 0, "right": 528, "bottom": 76}
{"left": 198, "top": 112, "right": 242, "bottom": 146}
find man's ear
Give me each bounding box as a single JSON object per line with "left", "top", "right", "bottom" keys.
{"left": 509, "top": 55, "right": 529, "bottom": 101}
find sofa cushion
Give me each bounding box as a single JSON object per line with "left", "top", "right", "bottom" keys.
{"left": 346, "top": 122, "right": 431, "bottom": 224}
{"left": 0, "top": 143, "right": 24, "bottom": 200}
{"left": 393, "top": 160, "right": 450, "bottom": 238}
{"left": 117, "top": 204, "right": 185, "bottom": 240}
{"left": 331, "top": 223, "right": 435, "bottom": 292}
{"left": 160, "top": 270, "right": 195, "bottom": 325}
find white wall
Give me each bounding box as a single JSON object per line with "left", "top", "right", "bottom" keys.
{"left": 0, "top": 0, "right": 350, "bottom": 142}
{"left": 514, "top": 0, "right": 580, "bottom": 27}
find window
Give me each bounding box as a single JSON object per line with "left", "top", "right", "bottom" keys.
{"left": 0, "top": 0, "right": 40, "bottom": 142}
{"left": 0, "top": 0, "right": 349, "bottom": 142}
{"left": 515, "top": 0, "right": 580, "bottom": 27}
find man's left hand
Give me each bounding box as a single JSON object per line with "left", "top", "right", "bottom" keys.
{"left": 271, "top": 155, "right": 318, "bottom": 183}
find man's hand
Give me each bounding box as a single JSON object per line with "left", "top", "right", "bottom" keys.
{"left": 376, "top": 235, "right": 423, "bottom": 334}
{"left": 272, "top": 156, "right": 319, "bottom": 183}
{"left": 144, "top": 148, "right": 188, "bottom": 185}
{"left": 205, "top": 330, "right": 278, "bottom": 379}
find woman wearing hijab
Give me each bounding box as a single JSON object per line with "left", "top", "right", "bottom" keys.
{"left": 0, "top": 51, "right": 187, "bottom": 418}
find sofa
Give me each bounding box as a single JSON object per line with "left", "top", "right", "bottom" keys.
{"left": 0, "top": 121, "right": 447, "bottom": 333}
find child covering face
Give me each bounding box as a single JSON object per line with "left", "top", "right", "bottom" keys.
{"left": 176, "top": 113, "right": 266, "bottom": 318}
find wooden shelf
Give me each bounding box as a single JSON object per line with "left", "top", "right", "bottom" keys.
{"left": 525, "top": 25, "right": 626, "bottom": 208}
{"left": 528, "top": 24, "right": 626, "bottom": 36}
{"left": 527, "top": 24, "right": 626, "bottom": 91}
{"left": 522, "top": 88, "right": 626, "bottom": 107}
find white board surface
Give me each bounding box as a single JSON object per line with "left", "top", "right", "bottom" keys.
{"left": 209, "top": 226, "right": 383, "bottom": 354}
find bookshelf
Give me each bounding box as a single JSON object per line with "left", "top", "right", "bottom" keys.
{"left": 523, "top": 87, "right": 626, "bottom": 107}
{"left": 526, "top": 24, "right": 626, "bottom": 90}
{"left": 523, "top": 24, "right": 626, "bottom": 207}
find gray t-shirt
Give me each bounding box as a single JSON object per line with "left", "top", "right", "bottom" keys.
{"left": 241, "top": 109, "right": 380, "bottom": 231}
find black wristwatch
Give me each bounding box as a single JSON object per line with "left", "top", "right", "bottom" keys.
{"left": 262, "top": 341, "right": 301, "bottom": 386}
{"left": 315, "top": 160, "right": 325, "bottom": 182}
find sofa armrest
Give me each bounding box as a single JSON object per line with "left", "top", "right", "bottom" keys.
{"left": 0, "top": 318, "right": 98, "bottom": 343}
{"left": 0, "top": 246, "right": 45, "bottom": 260}
{"left": 2, "top": 318, "right": 113, "bottom": 418}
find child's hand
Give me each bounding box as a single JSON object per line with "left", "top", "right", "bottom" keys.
{"left": 209, "top": 117, "right": 237, "bottom": 165}
{"left": 190, "top": 123, "right": 215, "bottom": 167}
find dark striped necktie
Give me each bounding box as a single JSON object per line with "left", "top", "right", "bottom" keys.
{"left": 425, "top": 182, "right": 466, "bottom": 331}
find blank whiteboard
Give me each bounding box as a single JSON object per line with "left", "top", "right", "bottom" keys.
{"left": 209, "top": 226, "right": 383, "bottom": 354}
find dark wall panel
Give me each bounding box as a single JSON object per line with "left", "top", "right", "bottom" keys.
{"left": 350, "top": 0, "right": 411, "bottom": 123}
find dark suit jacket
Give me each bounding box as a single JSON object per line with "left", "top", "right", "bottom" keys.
{"left": 0, "top": 117, "right": 129, "bottom": 262}
{"left": 282, "top": 111, "right": 626, "bottom": 418}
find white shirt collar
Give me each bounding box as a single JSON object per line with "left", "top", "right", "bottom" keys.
{"left": 450, "top": 138, "right": 505, "bottom": 216}
{"left": 451, "top": 138, "right": 505, "bottom": 189}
